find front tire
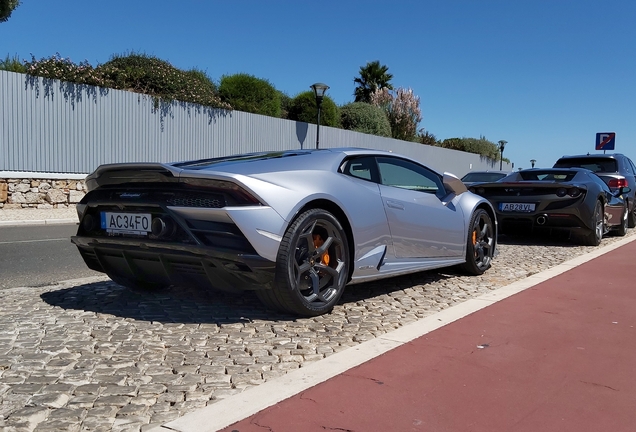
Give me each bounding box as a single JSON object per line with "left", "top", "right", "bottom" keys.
{"left": 460, "top": 208, "right": 495, "bottom": 275}
{"left": 614, "top": 203, "right": 628, "bottom": 237}
{"left": 256, "top": 208, "right": 350, "bottom": 316}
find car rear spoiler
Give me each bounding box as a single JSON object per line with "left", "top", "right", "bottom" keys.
{"left": 85, "top": 163, "right": 183, "bottom": 192}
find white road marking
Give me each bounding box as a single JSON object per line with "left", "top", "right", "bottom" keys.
{"left": 0, "top": 238, "right": 68, "bottom": 245}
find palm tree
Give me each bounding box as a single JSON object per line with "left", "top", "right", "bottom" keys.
{"left": 0, "top": 0, "right": 21, "bottom": 22}
{"left": 353, "top": 61, "right": 393, "bottom": 103}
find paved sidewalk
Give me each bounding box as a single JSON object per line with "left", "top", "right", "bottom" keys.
{"left": 0, "top": 207, "right": 78, "bottom": 226}
{"left": 154, "top": 237, "right": 636, "bottom": 432}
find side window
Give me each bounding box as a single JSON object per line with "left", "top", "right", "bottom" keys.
{"left": 341, "top": 156, "right": 377, "bottom": 182}
{"left": 627, "top": 158, "right": 636, "bottom": 176}
{"left": 622, "top": 157, "right": 632, "bottom": 175}
{"left": 376, "top": 157, "right": 443, "bottom": 196}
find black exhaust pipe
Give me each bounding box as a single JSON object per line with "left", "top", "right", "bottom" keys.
{"left": 151, "top": 217, "right": 175, "bottom": 237}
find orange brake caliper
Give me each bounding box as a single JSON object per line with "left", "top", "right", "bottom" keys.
{"left": 313, "top": 234, "right": 330, "bottom": 266}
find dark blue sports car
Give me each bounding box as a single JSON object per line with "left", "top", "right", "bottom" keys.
{"left": 468, "top": 168, "right": 631, "bottom": 245}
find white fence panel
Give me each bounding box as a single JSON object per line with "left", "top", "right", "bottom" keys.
{"left": 0, "top": 70, "right": 506, "bottom": 175}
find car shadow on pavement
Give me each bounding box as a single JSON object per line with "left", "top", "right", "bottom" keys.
{"left": 496, "top": 231, "right": 583, "bottom": 247}
{"left": 40, "top": 271, "right": 451, "bottom": 324}
{"left": 40, "top": 281, "right": 296, "bottom": 324}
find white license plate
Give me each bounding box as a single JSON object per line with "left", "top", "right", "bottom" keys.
{"left": 101, "top": 212, "right": 152, "bottom": 235}
{"left": 500, "top": 203, "right": 536, "bottom": 212}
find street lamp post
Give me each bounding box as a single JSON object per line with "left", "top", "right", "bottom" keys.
{"left": 530, "top": 159, "right": 536, "bottom": 168}
{"left": 310, "top": 83, "right": 330, "bottom": 149}
{"left": 498, "top": 140, "right": 507, "bottom": 170}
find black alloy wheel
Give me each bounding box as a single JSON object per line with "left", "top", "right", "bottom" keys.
{"left": 460, "top": 208, "right": 495, "bottom": 275}
{"left": 256, "top": 208, "right": 350, "bottom": 316}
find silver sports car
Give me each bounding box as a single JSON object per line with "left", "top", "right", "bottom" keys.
{"left": 72, "top": 148, "right": 497, "bottom": 316}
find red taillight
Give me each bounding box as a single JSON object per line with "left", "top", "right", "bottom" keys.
{"left": 608, "top": 178, "right": 628, "bottom": 188}
{"left": 180, "top": 178, "right": 262, "bottom": 206}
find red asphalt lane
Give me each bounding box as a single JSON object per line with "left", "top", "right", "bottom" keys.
{"left": 222, "top": 240, "right": 636, "bottom": 432}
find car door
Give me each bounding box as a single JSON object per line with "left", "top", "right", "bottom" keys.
{"left": 376, "top": 156, "right": 465, "bottom": 258}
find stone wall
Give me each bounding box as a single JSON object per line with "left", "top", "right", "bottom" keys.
{"left": 0, "top": 178, "right": 86, "bottom": 209}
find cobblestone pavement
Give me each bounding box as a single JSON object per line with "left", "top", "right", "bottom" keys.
{"left": 1, "top": 230, "right": 634, "bottom": 431}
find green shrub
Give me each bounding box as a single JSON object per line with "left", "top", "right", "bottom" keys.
{"left": 278, "top": 91, "right": 292, "bottom": 119}
{"left": 340, "top": 102, "right": 391, "bottom": 137}
{"left": 25, "top": 53, "right": 101, "bottom": 85}
{"left": 97, "top": 53, "right": 229, "bottom": 109}
{"left": 417, "top": 130, "right": 438, "bottom": 145}
{"left": 287, "top": 91, "right": 340, "bottom": 127}
{"left": 23, "top": 52, "right": 229, "bottom": 109}
{"left": 438, "top": 136, "right": 500, "bottom": 159}
{"left": 0, "top": 54, "right": 26, "bottom": 73}
{"left": 218, "top": 73, "right": 281, "bottom": 117}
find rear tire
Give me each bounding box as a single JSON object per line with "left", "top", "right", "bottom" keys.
{"left": 256, "top": 208, "right": 350, "bottom": 317}
{"left": 460, "top": 208, "right": 495, "bottom": 275}
{"left": 628, "top": 199, "right": 636, "bottom": 228}
{"left": 579, "top": 201, "right": 604, "bottom": 246}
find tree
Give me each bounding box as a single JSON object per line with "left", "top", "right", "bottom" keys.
{"left": 353, "top": 60, "right": 393, "bottom": 103}
{"left": 370, "top": 87, "right": 422, "bottom": 141}
{"left": 0, "top": 0, "right": 20, "bottom": 22}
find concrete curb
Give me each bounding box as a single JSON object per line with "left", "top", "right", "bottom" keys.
{"left": 0, "top": 218, "right": 78, "bottom": 227}
{"left": 148, "top": 234, "right": 636, "bottom": 432}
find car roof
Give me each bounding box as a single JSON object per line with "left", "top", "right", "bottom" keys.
{"left": 519, "top": 167, "right": 590, "bottom": 172}
{"left": 462, "top": 170, "right": 508, "bottom": 175}
{"left": 171, "top": 147, "right": 410, "bottom": 175}
{"left": 557, "top": 153, "right": 625, "bottom": 160}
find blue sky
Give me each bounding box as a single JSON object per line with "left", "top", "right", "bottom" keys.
{"left": 1, "top": 0, "right": 635, "bottom": 170}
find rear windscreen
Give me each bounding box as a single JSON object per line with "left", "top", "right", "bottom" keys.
{"left": 461, "top": 172, "right": 507, "bottom": 182}
{"left": 554, "top": 158, "right": 617, "bottom": 172}
{"left": 519, "top": 171, "right": 577, "bottom": 182}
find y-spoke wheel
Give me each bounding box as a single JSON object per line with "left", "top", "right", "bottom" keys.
{"left": 460, "top": 208, "right": 494, "bottom": 275}
{"left": 580, "top": 200, "right": 603, "bottom": 246}
{"left": 256, "top": 208, "right": 349, "bottom": 316}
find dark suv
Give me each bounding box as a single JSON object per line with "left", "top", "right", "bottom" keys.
{"left": 553, "top": 153, "right": 636, "bottom": 227}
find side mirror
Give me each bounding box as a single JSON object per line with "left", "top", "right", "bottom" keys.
{"left": 443, "top": 172, "right": 468, "bottom": 196}
{"left": 613, "top": 186, "right": 631, "bottom": 197}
